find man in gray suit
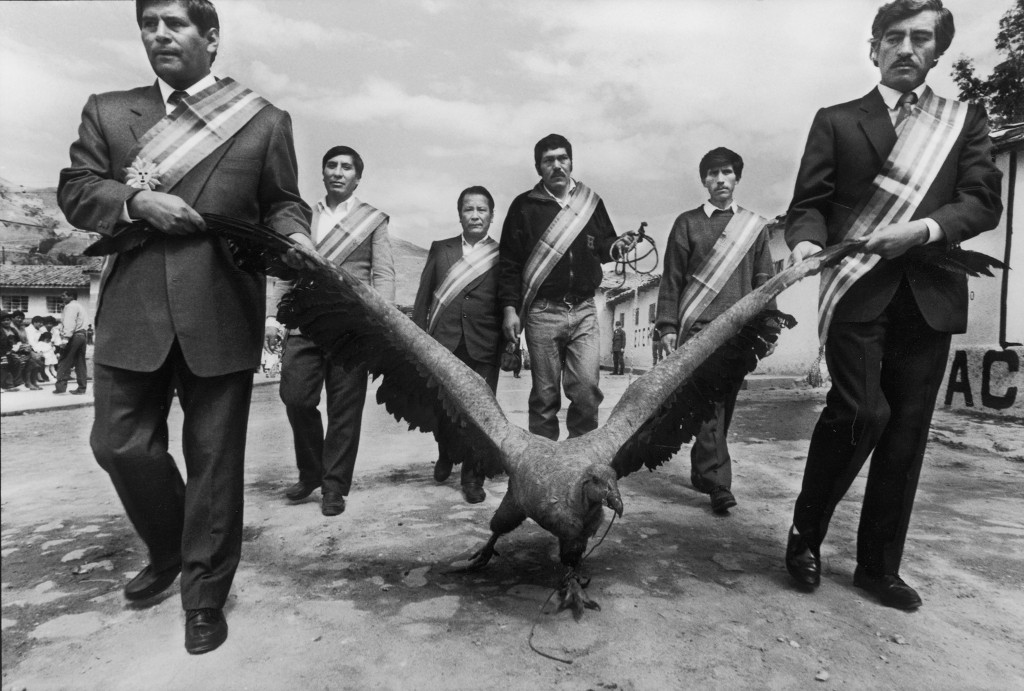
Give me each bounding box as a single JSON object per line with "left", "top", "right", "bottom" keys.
{"left": 58, "top": 0, "right": 312, "bottom": 654}
{"left": 279, "top": 145, "right": 395, "bottom": 517}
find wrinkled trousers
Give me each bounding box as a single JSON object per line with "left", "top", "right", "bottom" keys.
{"left": 524, "top": 297, "right": 603, "bottom": 440}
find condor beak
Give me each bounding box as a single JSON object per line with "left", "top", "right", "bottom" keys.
{"left": 606, "top": 491, "right": 623, "bottom": 518}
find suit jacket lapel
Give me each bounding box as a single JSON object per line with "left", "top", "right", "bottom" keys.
{"left": 441, "top": 236, "right": 461, "bottom": 278}
{"left": 128, "top": 83, "right": 165, "bottom": 143}
{"left": 128, "top": 80, "right": 237, "bottom": 206}
{"left": 857, "top": 88, "right": 896, "bottom": 164}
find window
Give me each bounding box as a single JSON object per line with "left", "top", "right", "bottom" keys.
{"left": 46, "top": 295, "right": 71, "bottom": 314}
{"left": 633, "top": 307, "right": 640, "bottom": 325}
{"left": 618, "top": 312, "right": 625, "bottom": 327}
{"left": 1, "top": 295, "right": 28, "bottom": 312}
{"left": 648, "top": 303, "right": 656, "bottom": 323}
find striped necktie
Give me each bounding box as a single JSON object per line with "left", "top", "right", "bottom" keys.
{"left": 894, "top": 91, "right": 918, "bottom": 133}
{"left": 168, "top": 90, "right": 188, "bottom": 111}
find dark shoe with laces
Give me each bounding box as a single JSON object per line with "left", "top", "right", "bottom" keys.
{"left": 710, "top": 486, "right": 737, "bottom": 514}
{"left": 785, "top": 525, "right": 820, "bottom": 590}
{"left": 853, "top": 567, "right": 922, "bottom": 610}
{"left": 70, "top": 388, "right": 87, "bottom": 395}
{"left": 321, "top": 492, "right": 346, "bottom": 516}
{"left": 185, "top": 608, "right": 228, "bottom": 654}
{"left": 285, "top": 480, "right": 320, "bottom": 501}
{"left": 124, "top": 562, "right": 181, "bottom": 601}
{"left": 461, "top": 483, "right": 486, "bottom": 504}
{"left": 433, "top": 457, "right": 453, "bottom": 483}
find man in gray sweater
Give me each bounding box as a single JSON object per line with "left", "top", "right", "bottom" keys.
{"left": 655, "top": 147, "right": 774, "bottom": 514}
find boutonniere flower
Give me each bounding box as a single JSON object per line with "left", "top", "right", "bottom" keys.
{"left": 125, "top": 157, "right": 161, "bottom": 190}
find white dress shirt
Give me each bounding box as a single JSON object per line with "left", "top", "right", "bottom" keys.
{"left": 314, "top": 196, "right": 357, "bottom": 244}
{"left": 702, "top": 201, "right": 739, "bottom": 217}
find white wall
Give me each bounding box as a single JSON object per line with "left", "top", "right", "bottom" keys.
{"left": 942, "top": 146, "right": 1022, "bottom": 416}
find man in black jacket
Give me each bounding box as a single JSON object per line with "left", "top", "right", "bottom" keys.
{"left": 498, "top": 134, "right": 635, "bottom": 440}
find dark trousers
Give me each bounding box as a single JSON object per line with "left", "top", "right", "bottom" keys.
{"left": 2, "top": 353, "right": 24, "bottom": 388}
{"left": 56, "top": 331, "right": 88, "bottom": 390}
{"left": 279, "top": 333, "right": 367, "bottom": 496}
{"left": 612, "top": 351, "right": 624, "bottom": 375}
{"left": 436, "top": 340, "right": 498, "bottom": 485}
{"left": 90, "top": 342, "right": 254, "bottom": 610}
{"left": 690, "top": 382, "right": 741, "bottom": 493}
{"left": 793, "top": 281, "right": 951, "bottom": 576}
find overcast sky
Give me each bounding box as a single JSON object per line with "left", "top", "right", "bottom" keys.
{"left": 0, "top": 0, "right": 1010, "bottom": 251}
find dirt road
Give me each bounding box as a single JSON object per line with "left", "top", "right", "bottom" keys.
{"left": 2, "top": 376, "right": 1022, "bottom": 690}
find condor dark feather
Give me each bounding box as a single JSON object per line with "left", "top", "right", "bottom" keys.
{"left": 611, "top": 311, "right": 794, "bottom": 478}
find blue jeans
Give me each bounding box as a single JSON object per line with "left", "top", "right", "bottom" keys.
{"left": 524, "top": 297, "right": 603, "bottom": 440}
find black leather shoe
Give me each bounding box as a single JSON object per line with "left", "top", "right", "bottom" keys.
{"left": 710, "top": 487, "right": 737, "bottom": 514}
{"left": 124, "top": 562, "right": 181, "bottom": 601}
{"left": 433, "top": 458, "right": 453, "bottom": 483}
{"left": 285, "top": 480, "right": 320, "bottom": 501}
{"left": 785, "top": 525, "right": 820, "bottom": 590}
{"left": 853, "top": 567, "right": 922, "bottom": 610}
{"left": 321, "top": 492, "right": 346, "bottom": 516}
{"left": 185, "top": 608, "right": 228, "bottom": 654}
{"left": 70, "top": 388, "right": 87, "bottom": 395}
{"left": 461, "top": 483, "right": 486, "bottom": 504}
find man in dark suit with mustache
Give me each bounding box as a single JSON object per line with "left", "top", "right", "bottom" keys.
{"left": 782, "top": 0, "right": 1002, "bottom": 610}
{"left": 58, "top": 0, "right": 312, "bottom": 653}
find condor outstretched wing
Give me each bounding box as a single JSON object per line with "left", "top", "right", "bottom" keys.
{"left": 587, "top": 240, "right": 867, "bottom": 478}
{"left": 86, "top": 215, "right": 517, "bottom": 476}
{"left": 276, "top": 264, "right": 515, "bottom": 477}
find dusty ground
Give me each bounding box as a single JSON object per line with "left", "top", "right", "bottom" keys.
{"left": 2, "top": 374, "right": 1022, "bottom": 690}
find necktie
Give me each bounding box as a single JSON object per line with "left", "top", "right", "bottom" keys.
{"left": 167, "top": 90, "right": 188, "bottom": 111}
{"left": 894, "top": 91, "right": 918, "bottom": 134}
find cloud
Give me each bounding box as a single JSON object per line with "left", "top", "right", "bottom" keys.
{"left": 218, "top": 2, "right": 411, "bottom": 53}
{"left": 0, "top": 0, "right": 1010, "bottom": 248}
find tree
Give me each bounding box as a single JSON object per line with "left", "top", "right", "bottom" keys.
{"left": 951, "top": 0, "right": 1024, "bottom": 128}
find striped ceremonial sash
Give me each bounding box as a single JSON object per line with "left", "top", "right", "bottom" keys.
{"left": 518, "top": 182, "right": 600, "bottom": 322}
{"left": 124, "top": 78, "right": 270, "bottom": 193}
{"left": 676, "top": 208, "right": 766, "bottom": 336}
{"left": 817, "top": 92, "right": 968, "bottom": 343}
{"left": 316, "top": 202, "right": 388, "bottom": 266}
{"left": 427, "top": 238, "right": 499, "bottom": 334}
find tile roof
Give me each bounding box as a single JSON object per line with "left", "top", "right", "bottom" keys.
{"left": 0, "top": 264, "right": 92, "bottom": 288}
{"left": 601, "top": 270, "right": 661, "bottom": 305}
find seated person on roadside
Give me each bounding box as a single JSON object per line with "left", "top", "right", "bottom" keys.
{"left": 498, "top": 133, "right": 637, "bottom": 440}
{"left": 781, "top": 0, "right": 1002, "bottom": 611}
{"left": 33, "top": 331, "right": 59, "bottom": 379}
{"left": 43, "top": 316, "right": 62, "bottom": 350}
{"left": 7, "top": 311, "right": 44, "bottom": 390}
{"left": 1, "top": 311, "right": 26, "bottom": 391}
{"left": 279, "top": 145, "right": 395, "bottom": 517}
{"left": 412, "top": 186, "right": 503, "bottom": 504}
{"left": 25, "top": 315, "right": 50, "bottom": 382}
{"left": 655, "top": 147, "right": 774, "bottom": 515}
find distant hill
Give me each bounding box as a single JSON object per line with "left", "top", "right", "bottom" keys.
{"left": 0, "top": 176, "right": 429, "bottom": 299}
{"left": 392, "top": 237, "right": 428, "bottom": 307}
{"left": 0, "top": 177, "right": 88, "bottom": 262}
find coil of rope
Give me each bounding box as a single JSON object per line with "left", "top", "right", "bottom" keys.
{"left": 611, "top": 221, "right": 659, "bottom": 288}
